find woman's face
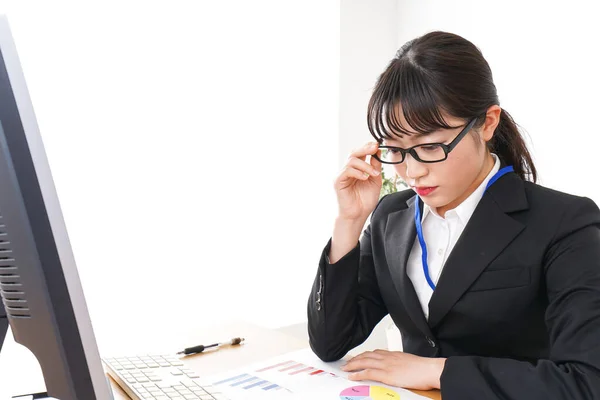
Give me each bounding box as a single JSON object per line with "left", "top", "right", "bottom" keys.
{"left": 383, "top": 106, "right": 500, "bottom": 215}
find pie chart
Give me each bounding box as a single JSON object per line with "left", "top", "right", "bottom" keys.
{"left": 339, "top": 385, "right": 400, "bottom": 399}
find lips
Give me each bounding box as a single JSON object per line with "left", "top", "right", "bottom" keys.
{"left": 413, "top": 186, "right": 438, "bottom": 196}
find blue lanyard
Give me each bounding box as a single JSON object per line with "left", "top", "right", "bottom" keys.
{"left": 415, "top": 166, "right": 514, "bottom": 290}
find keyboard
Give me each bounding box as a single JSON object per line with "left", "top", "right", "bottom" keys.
{"left": 103, "top": 354, "right": 229, "bottom": 400}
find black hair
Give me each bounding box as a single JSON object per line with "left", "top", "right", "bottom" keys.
{"left": 367, "top": 31, "right": 537, "bottom": 182}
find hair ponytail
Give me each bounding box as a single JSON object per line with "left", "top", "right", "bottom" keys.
{"left": 489, "top": 109, "right": 537, "bottom": 182}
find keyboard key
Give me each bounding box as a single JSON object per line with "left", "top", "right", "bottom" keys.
{"left": 108, "top": 353, "right": 224, "bottom": 400}
{"left": 181, "top": 369, "right": 195, "bottom": 374}
{"left": 158, "top": 382, "right": 174, "bottom": 389}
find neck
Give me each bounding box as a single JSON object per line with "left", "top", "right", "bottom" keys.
{"left": 436, "top": 153, "right": 495, "bottom": 218}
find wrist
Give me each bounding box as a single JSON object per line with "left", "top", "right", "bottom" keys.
{"left": 329, "top": 217, "right": 366, "bottom": 264}
{"left": 427, "top": 357, "right": 446, "bottom": 390}
{"left": 335, "top": 215, "right": 367, "bottom": 231}
{"left": 333, "top": 216, "right": 366, "bottom": 246}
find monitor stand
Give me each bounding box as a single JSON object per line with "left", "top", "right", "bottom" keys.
{"left": 1, "top": 316, "right": 113, "bottom": 399}
{"left": 0, "top": 316, "right": 7, "bottom": 353}
{"left": 0, "top": 316, "right": 51, "bottom": 399}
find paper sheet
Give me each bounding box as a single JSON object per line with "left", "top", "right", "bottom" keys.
{"left": 205, "top": 347, "right": 432, "bottom": 400}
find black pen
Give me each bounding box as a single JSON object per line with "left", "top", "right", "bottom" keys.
{"left": 176, "top": 337, "right": 245, "bottom": 355}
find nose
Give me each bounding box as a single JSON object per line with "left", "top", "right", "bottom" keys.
{"left": 405, "top": 153, "right": 428, "bottom": 182}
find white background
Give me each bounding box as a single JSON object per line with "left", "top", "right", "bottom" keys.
{"left": 0, "top": 0, "right": 339, "bottom": 349}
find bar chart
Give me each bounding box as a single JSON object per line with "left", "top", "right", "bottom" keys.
{"left": 255, "top": 359, "right": 340, "bottom": 378}
{"left": 213, "top": 372, "right": 291, "bottom": 393}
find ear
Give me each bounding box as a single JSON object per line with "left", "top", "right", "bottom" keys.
{"left": 481, "top": 105, "right": 502, "bottom": 142}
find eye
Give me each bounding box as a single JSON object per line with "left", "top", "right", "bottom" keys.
{"left": 421, "top": 144, "right": 441, "bottom": 151}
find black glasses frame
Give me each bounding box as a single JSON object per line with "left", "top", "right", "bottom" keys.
{"left": 372, "top": 114, "right": 483, "bottom": 164}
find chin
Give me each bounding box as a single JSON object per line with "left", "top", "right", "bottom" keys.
{"left": 423, "top": 190, "right": 455, "bottom": 206}
{"left": 420, "top": 196, "right": 445, "bottom": 208}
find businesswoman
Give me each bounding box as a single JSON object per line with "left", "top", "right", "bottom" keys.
{"left": 307, "top": 31, "right": 600, "bottom": 399}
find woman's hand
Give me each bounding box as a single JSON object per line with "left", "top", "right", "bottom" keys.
{"left": 341, "top": 349, "right": 446, "bottom": 391}
{"left": 334, "top": 142, "right": 382, "bottom": 222}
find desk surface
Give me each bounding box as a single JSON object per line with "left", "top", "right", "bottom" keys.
{"left": 0, "top": 320, "right": 440, "bottom": 399}
{"left": 106, "top": 321, "right": 441, "bottom": 400}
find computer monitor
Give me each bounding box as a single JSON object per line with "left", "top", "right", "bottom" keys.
{"left": 0, "top": 15, "right": 114, "bottom": 400}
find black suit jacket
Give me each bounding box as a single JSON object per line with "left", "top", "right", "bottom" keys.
{"left": 307, "top": 172, "right": 600, "bottom": 399}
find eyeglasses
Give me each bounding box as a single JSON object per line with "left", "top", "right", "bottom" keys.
{"left": 372, "top": 114, "right": 482, "bottom": 164}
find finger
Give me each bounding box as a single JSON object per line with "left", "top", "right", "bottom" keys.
{"left": 347, "top": 157, "right": 380, "bottom": 177}
{"left": 349, "top": 142, "right": 380, "bottom": 161}
{"left": 342, "top": 357, "right": 384, "bottom": 372}
{"left": 336, "top": 167, "right": 370, "bottom": 188}
{"left": 348, "top": 368, "right": 386, "bottom": 383}
{"left": 369, "top": 150, "right": 382, "bottom": 172}
{"left": 348, "top": 351, "right": 386, "bottom": 362}
{"left": 373, "top": 349, "right": 391, "bottom": 356}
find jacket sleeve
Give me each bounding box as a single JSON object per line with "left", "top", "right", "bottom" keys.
{"left": 307, "top": 198, "right": 389, "bottom": 362}
{"left": 440, "top": 197, "right": 600, "bottom": 399}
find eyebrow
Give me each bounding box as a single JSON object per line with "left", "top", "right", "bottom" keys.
{"left": 384, "top": 131, "right": 427, "bottom": 142}
{"left": 384, "top": 131, "right": 428, "bottom": 144}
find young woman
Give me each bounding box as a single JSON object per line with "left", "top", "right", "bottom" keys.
{"left": 307, "top": 31, "right": 600, "bottom": 399}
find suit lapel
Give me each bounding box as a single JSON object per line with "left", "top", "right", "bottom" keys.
{"left": 427, "top": 174, "right": 528, "bottom": 328}
{"left": 384, "top": 196, "right": 434, "bottom": 339}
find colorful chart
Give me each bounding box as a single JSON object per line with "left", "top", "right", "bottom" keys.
{"left": 255, "top": 359, "right": 339, "bottom": 377}
{"left": 340, "top": 385, "right": 401, "bottom": 400}
{"left": 213, "top": 372, "right": 288, "bottom": 392}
